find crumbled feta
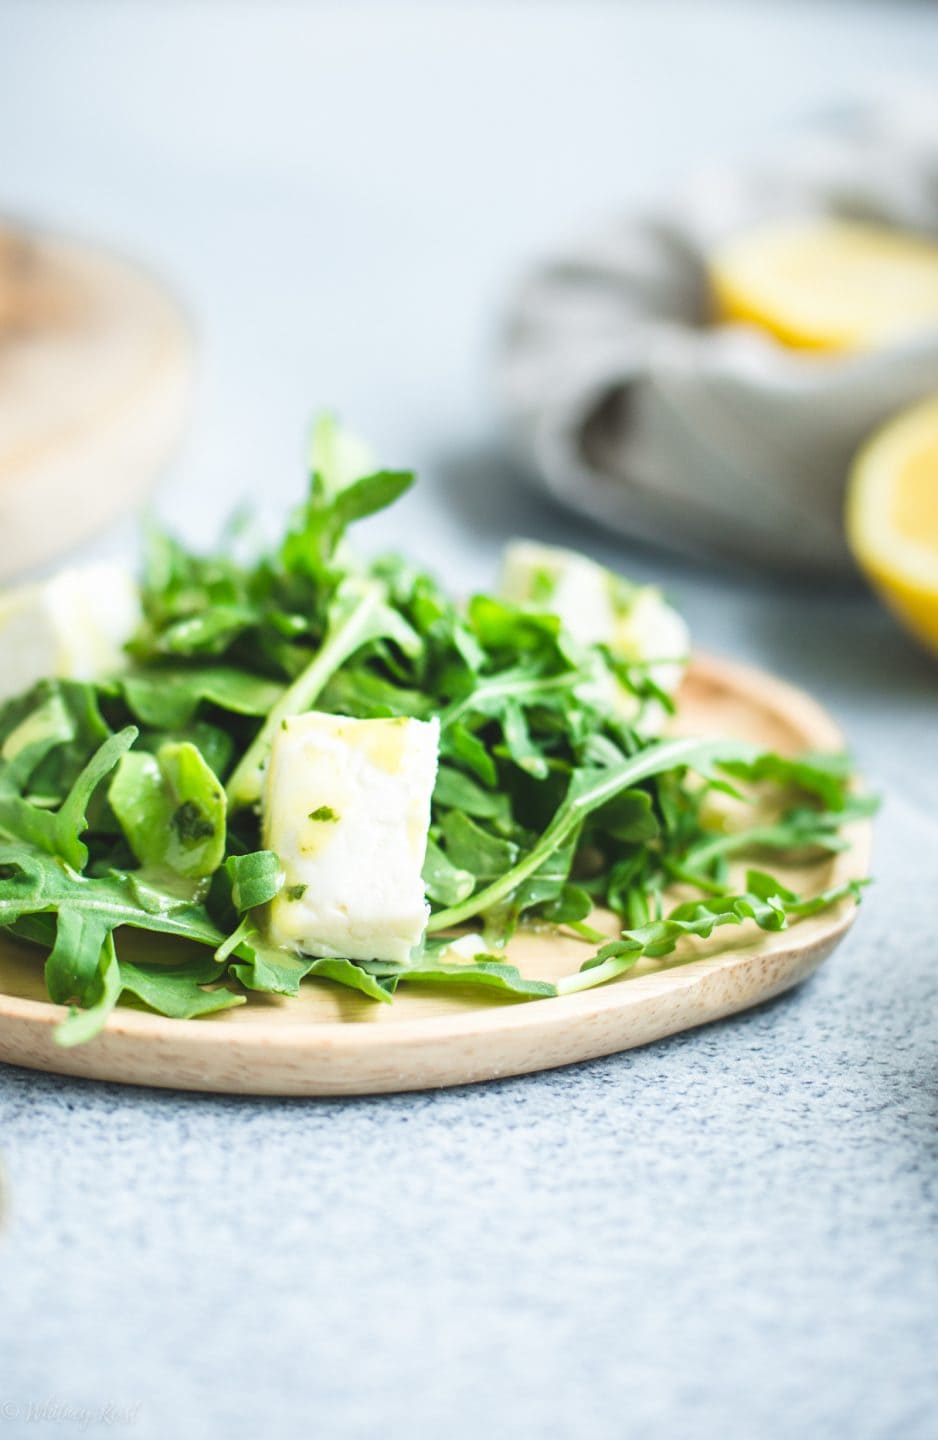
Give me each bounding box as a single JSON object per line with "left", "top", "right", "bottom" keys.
{"left": 435, "top": 933, "right": 492, "bottom": 963}
{"left": 499, "top": 540, "right": 689, "bottom": 732}
{"left": 263, "top": 712, "right": 440, "bottom": 964}
{"left": 0, "top": 562, "right": 140, "bottom": 704}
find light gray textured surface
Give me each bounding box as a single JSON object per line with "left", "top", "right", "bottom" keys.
{"left": 0, "top": 4, "right": 936, "bottom": 1438}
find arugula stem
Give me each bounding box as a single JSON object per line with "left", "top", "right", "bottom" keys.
{"left": 569, "top": 920, "right": 608, "bottom": 944}
{"left": 662, "top": 859, "right": 730, "bottom": 896}
{"left": 625, "top": 887, "right": 650, "bottom": 927}
{"left": 214, "top": 915, "right": 253, "bottom": 963}
{"left": 556, "top": 953, "right": 642, "bottom": 993}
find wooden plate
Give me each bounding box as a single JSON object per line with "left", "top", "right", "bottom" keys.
{"left": 0, "top": 222, "right": 193, "bottom": 579}
{"left": 0, "top": 654, "right": 871, "bottom": 1095}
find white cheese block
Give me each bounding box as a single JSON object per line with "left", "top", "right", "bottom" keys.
{"left": 499, "top": 540, "right": 689, "bottom": 732}
{"left": 0, "top": 562, "right": 141, "bottom": 705}
{"left": 263, "top": 712, "right": 440, "bottom": 964}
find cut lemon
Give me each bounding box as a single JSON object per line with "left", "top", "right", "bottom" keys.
{"left": 709, "top": 218, "right": 938, "bottom": 353}
{"left": 846, "top": 396, "right": 938, "bottom": 655}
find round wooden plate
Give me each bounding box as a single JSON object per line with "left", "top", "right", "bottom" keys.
{"left": 0, "top": 222, "right": 193, "bottom": 579}
{"left": 0, "top": 654, "right": 871, "bottom": 1095}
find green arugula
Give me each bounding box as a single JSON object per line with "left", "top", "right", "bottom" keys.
{"left": 556, "top": 871, "right": 866, "bottom": 994}
{"left": 0, "top": 419, "right": 871, "bottom": 1044}
{"left": 109, "top": 741, "right": 227, "bottom": 879}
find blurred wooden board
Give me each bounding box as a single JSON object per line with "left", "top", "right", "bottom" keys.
{"left": 0, "top": 654, "right": 871, "bottom": 1095}
{"left": 0, "top": 223, "right": 193, "bottom": 578}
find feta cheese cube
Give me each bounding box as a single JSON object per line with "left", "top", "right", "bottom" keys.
{"left": 501, "top": 541, "right": 616, "bottom": 649}
{"left": 0, "top": 562, "right": 140, "bottom": 705}
{"left": 499, "top": 540, "right": 689, "bottom": 732}
{"left": 263, "top": 712, "right": 440, "bottom": 963}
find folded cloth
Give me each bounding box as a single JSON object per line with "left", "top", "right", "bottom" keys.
{"left": 498, "top": 98, "right": 938, "bottom": 576}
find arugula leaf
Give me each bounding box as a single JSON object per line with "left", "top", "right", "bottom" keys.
{"left": 0, "top": 689, "right": 77, "bottom": 791}
{"left": 0, "top": 681, "right": 112, "bottom": 807}
{"left": 684, "top": 796, "right": 877, "bottom": 871}
{"left": 279, "top": 415, "right": 412, "bottom": 583}
{"left": 433, "top": 765, "right": 512, "bottom": 825}
{"left": 508, "top": 832, "right": 581, "bottom": 918}
{"left": 721, "top": 751, "right": 854, "bottom": 812}
{"left": 441, "top": 723, "right": 498, "bottom": 786}
{"left": 0, "top": 845, "right": 223, "bottom": 947}
{"left": 118, "top": 954, "right": 245, "bottom": 1020}
{"left": 422, "top": 837, "right": 476, "bottom": 907}
{"left": 230, "top": 941, "right": 395, "bottom": 1003}
{"left": 226, "top": 850, "right": 284, "bottom": 912}
{"left": 0, "top": 728, "right": 136, "bottom": 870}
{"left": 539, "top": 883, "right": 594, "bottom": 925}
{"left": 109, "top": 742, "right": 227, "bottom": 879}
{"left": 302, "top": 957, "right": 398, "bottom": 1001}
{"left": 137, "top": 721, "right": 235, "bottom": 782}
{"left": 45, "top": 908, "right": 113, "bottom": 1008}
{"left": 55, "top": 933, "right": 122, "bottom": 1047}
{"left": 439, "top": 811, "right": 520, "bottom": 885}
{"left": 228, "top": 943, "right": 316, "bottom": 996}
{"left": 591, "top": 788, "right": 660, "bottom": 844}
{"left": 120, "top": 668, "right": 284, "bottom": 727}
{"left": 391, "top": 957, "right": 555, "bottom": 1000}
{"left": 556, "top": 872, "right": 867, "bottom": 994}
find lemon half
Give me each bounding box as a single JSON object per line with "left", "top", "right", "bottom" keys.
{"left": 710, "top": 219, "right": 938, "bottom": 353}
{"left": 846, "top": 396, "right": 938, "bottom": 655}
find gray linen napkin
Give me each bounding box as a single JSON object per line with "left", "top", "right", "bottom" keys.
{"left": 498, "top": 98, "right": 938, "bottom": 576}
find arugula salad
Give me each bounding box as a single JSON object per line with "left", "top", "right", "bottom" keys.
{"left": 0, "top": 421, "right": 869, "bottom": 1046}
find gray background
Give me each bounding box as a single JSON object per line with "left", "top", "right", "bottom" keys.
{"left": 0, "top": 3, "right": 936, "bottom": 1437}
